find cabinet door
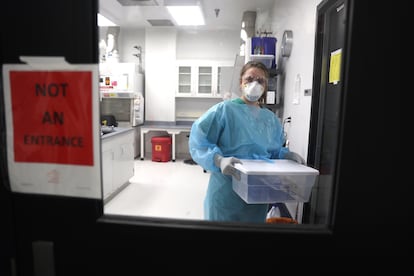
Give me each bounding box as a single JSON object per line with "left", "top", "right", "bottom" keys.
{"left": 112, "top": 133, "right": 135, "bottom": 191}
{"left": 177, "top": 66, "right": 193, "bottom": 95}
{"left": 196, "top": 66, "right": 213, "bottom": 96}
{"left": 216, "top": 66, "right": 233, "bottom": 98}
{"left": 102, "top": 149, "right": 114, "bottom": 199}
{"left": 176, "top": 61, "right": 233, "bottom": 98}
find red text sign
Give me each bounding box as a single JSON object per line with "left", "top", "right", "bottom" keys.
{"left": 10, "top": 71, "right": 94, "bottom": 165}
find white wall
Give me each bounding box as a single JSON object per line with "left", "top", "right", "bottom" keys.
{"left": 119, "top": 27, "right": 146, "bottom": 68}
{"left": 254, "top": 0, "right": 321, "bottom": 221}
{"left": 114, "top": 28, "right": 240, "bottom": 123}
{"left": 144, "top": 28, "right": 177, "bottom": 122}
{"left": 258, "top": 0, "right": 321, "bottom": 160}
{"left": 176, "top": 29, "right": 240, "bottom": 60}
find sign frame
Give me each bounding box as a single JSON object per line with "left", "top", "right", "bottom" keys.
{"left": 2, "top": 57, "right": 102, "bottom": 199}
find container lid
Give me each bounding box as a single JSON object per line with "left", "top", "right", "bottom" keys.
{"left": 234, "top": 159, "right": 319, "bottom": 175}
{"left": 250, "top": 54, "right": 274, "bottom": 60}
{"left": 151, "top": 136, "right": 171, "bottom": 141}
{"left": 249, "top": 55, "right": 274, "bottom": 68}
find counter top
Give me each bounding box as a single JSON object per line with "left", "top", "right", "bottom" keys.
{"left": 142, "top": 120, "right": 193, "bottom": 128}
{"left": 101, "top": 127, "right": 134, "bottom": 140}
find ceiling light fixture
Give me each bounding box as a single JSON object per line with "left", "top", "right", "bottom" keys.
{"left": 97, "top": 13, "right": 117, "bottom": 27}
{"left": 165, "top": 0, "right": 205, "bottom": 26}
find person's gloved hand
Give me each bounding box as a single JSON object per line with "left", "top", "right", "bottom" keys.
{"left": 214, "top": 154, "right": 243, "bottom": 181}
{"left": 284, "top": 151, "right": 306, "bottom": 165}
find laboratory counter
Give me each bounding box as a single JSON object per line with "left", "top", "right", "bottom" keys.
{"left": 101, "top": 126, "right": 134, "bottom": 139}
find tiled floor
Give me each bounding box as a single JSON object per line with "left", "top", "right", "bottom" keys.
{"left": 104, "top": 158, "right": 210, "bottom": 220}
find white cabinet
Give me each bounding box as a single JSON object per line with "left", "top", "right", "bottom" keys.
{"left": 196, "top": 65, "right": 213, "bottom": 96}
{"left": 102, "top": 149, "right": 114, "bottom": 199}
{"left": 176, "top": 60, "right": 233, "bottom": 98}
{"left": 175, "top": 60, "right": 234, "bottom": 121}
{"left": 177, "top": 65, "right": 193, "bottom": 95}
{"left": 102, "top": 128, "right": 135, "bottom": 201}
{"left": 216, "top": 65, "right": 234, "bottom": 98}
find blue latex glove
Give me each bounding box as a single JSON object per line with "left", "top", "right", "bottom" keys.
{"left": 214, "top": 154, "right": 243, "bottom": 181}
{"left": 284, "top": 151, "right": 306, "bottom": 165}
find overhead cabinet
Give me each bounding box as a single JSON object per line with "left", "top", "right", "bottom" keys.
{"left": 197, "top": 66, "right": 213, "bottom": 95}
{"left": 176, "top": 60, "right": 233, "bottom": 98}
{"left": 177, "top": 65, "right": 193, "bottom": 94}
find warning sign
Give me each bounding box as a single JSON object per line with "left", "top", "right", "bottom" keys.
{"left": 9, "top": 71, "right": 93, "bottom": 165}
{"left": 3, "top": 60, "right": 101, "bottom": 199}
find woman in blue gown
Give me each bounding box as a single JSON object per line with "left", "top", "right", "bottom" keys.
{"left": 189, "top": 61, "right": 304, "bottom": 223}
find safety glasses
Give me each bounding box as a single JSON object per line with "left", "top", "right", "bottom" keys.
{"left": 243, "top": 76, "right": 267, "bottom": 85}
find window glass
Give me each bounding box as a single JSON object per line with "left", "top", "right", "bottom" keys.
{"left": 98, "top": 0, "right": 332, "bottom": 229}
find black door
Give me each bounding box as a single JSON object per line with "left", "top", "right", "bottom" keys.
{"left": 305, "top": 0, "right": 348, "bottom": 225}
{"left": 1, "top": 0, "right": 408, "bottom": 275}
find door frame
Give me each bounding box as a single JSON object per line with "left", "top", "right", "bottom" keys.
{"left": 0, "top": 0, "right": 407, "bottom": 274}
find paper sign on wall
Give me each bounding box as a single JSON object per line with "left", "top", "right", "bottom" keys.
{"left": 2, "top": 57, "right": 101, "bottom": 199}
{"left": 329, "top": 48, "right": 342, "bottom": 85}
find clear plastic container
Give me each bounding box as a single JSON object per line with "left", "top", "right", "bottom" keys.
{"left": 232, "top": 159, "right": 319, "bottom": 204}
{"left": 249, "top": 54, "right": 274, "bottom": 68}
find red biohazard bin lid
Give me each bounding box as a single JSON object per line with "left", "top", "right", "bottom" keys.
{"left": 151, "top": 136, "right": 171, "bottom": 143}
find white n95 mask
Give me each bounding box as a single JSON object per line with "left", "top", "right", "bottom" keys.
{"left": 242, "top": 81, "right": 264, "bottom": 102}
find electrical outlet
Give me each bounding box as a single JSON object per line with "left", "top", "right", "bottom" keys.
{"left": 304, "top": 89, "right": 312, "bottom": 96}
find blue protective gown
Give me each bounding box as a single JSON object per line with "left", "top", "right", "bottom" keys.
{"left": 189, "top": 98, "right": 289, "bottom": 223}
